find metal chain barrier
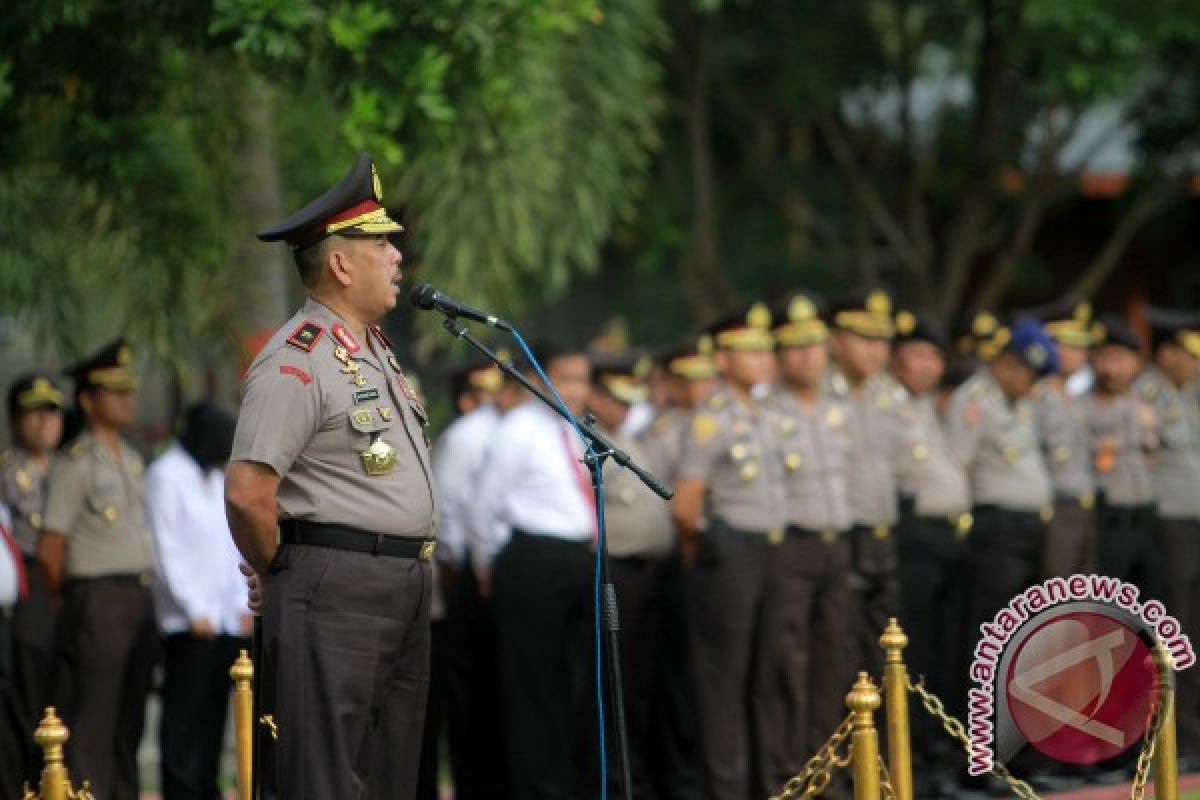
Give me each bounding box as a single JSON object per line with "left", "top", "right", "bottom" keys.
{"left": 1129, "top": 680, "right": 1168, "bottom": 800}
{"left": 770, "top": 713, "right": 854, "bottom": 799}
{"left": 877, "top": 753, "right": 897, "bottom": 800}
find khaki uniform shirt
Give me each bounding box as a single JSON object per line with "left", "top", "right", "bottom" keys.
{"left": 231, "top": 296, "right": 437, "bottom": 539}
{"left": 830, "top": 373, "right": 902, "bottom": 527}
{"left": 1137, "top": 368, "right": 1200, "bottom": 518}
{"left": 1032, "top": 381, "right": 1094, "bottom": 501}
{"left": 42, "top": 431, "right": 156, "bottom": 577}
{"left": 892, "top": 392, "right": 970, "bottom": 518}
{"left": 0, "top": 448, "right": 51, "bottom": 555}
{"left": 676, "top": 385, "right": 789, "bottom": 533}
{"left": 945, "top": 371, "right": 1051, "bottom": 512}
{"left": 1079, "top": 390, "right": 1157, "bottom": 508}
{"left": 773, "top": 389, "right": 853, "bottom": 532}
{"left": 601, "top": 428, "right": 672, "bottom": 557}
{"left": 640, "top": 410, "right": 687, "bottom": 487}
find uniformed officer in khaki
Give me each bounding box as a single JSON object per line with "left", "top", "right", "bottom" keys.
{"left": 1, "top": 373, "right": 65, "bottom": 785}
{"left": 588, "top": 352, "right": 673, "bottom": 797}
{"left": 225, "top": 154, "right": 437, "bottom": 800}
{"left": 41, "top": 339, "right": 159, "bottom": 800}
{"left": 827, "top": 288, "right": 905, "bottom": 675}
{"left": 1138, "top": 307, "right": 1200, "bottom": 762}
{"left": 945, "top": 320, "right": 1055, "bottom": 651}
{"left": 671, "top": 303, "right": 790, "bottom": 800}
{"left": 642, "top": 334, "right": 716, "bottom": 800}
{"left": 770, "top": 292, "right": 855, "bottom": 779}
{"left": 1081, "top": 314, "right": 1159, "bottom": 590}
{"left": 887, "top": 309, "right": 972, "bottom": 787}
{"left": 1028, "top": 299, "right": 1098, "bottom": 577}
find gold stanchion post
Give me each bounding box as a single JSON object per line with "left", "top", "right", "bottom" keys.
{"left": 880, "top": 618, "right": 913, "bottom": 800}
{"left": 848, "top": 671, "right": 882, "bottom": 800}
{"left": 231, "top": 649, "right": 255, "bottom": 800}
{"left": 1152, "top": 642, "right": 1178, "bottom": 800}
{"left": 31, "top": 707, "right": 70, "bottom": 800}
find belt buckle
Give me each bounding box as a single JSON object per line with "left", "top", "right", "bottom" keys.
{"left": 420, "top": 541, "right": 436, "bottom": 561}
{"left": 820, "top": 528, "right": 837, "bottom": 545}
{"left": 768, "top": 528, "right": 785, "bottom": 546}
{"left": 1080, "top": 492, "right": 1095, "bottom": 510}
{"left": 872, "top": 524, "right": 890, "bottom": 541}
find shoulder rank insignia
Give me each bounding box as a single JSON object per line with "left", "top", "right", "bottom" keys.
{"left": 370, "top": 324, "right": 393, "bottom": 350}
{"left": 67, "top": 439, "right": 86, "bottom": 459}
{"left": 331, "top": 323, "right": 360, "bottom": 353}
{"left": 692, "top": 414, "right": 720, "bottom": 444}
{"left": 707, "top": 392, "right": 728, "bottom": 410}
{"left": 286, "top": 321, "right": 325, "bottom": 353}
{"left": 1140, "top": 380, "right": 1159, "bottom": 401}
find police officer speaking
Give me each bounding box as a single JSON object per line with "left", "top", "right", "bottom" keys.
{"left": 225, "top": 154, "right": 438, "bottom": 799}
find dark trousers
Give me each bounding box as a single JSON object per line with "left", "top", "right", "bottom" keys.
{"left": 1159, "top": 518, "right": 1200, "bottom": 757}
{"left": 848, "top": 525, "right": 900, "bottom": 678}
{"left": 1095, "top": 498, "right": 1160, "bottom": 594}
{"left": 896, "top": 504, "right": 967, "bottom": 767}
{"left": 10, "top": 559, "right": 56, "bottom": 784}
{"left": 52, "top": 577, "right": 159, "bottom": 800}
{"left": 416, "top": 618, "right": 446, "bottom": 800}
{"left": 160, "top": 632, "right": 248, "bottom": 800}
{"left": 602, "top": 555, "right": 663, "bottom": 799}
{"left": 262, "top": 544, "right": 432, "bottom": 800}
{"left": 648, "top": 549, "right": 702, "bottom": 800}
{"left": 0, "top": 609, "right": 23, "bottom": 800}
{"left": 778, "top": 533, "right": 853, "bottom": 777}
{"left": 963, "top": 507, "right": 1045, "bottom": 646}
{"left": 1044, "top": 496, "right": 1097, "bottom": 578}
{"left": 442, "top": 565, "right": 509, "bottom": 800}
{"left": 493, "top": 532, "right": 593, "bottom": 800}
{"left": 686, "top": 524, "right": 812, "bottom": 800}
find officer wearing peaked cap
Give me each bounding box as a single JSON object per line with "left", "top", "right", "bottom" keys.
{"left": 1, "top": 373, "right": 65, "bottom": 787}
{"left": 826, "top": 288, "right": 906, "bottom": 678}
{"left": 1025, "top": 298, "right": 1098, "bottom": 579}
{"left": 671, "top": 302, "right": 792, "bottom": 800}
{"left": 226, "top": 154, "right": 437, "bottom": 800}
{"left": 1137, "top": 306, "right": 1200, "bottom": 760}
{"left": 770, "top": 292, "right": 856, "bottom": 776}
{"left": 887, "top": 309, "right": 972, "bottom": 781}
{"left": 1082, "top": 314, "right": 1159, "bottom": 593}
{"left": 946, "top": 320, "right": 1055, "bottom": 673}
{"left": 40, "top": 338, "right": 160, "bottom": 800}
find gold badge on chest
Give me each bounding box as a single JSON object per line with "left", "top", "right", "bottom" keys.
{"left": 362, "top": 435, "right": 398, "bottom": 476}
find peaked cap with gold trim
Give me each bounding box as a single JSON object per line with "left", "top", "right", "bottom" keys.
{"left": 954, "top": 308, "right": 1010, "bottom": 361}
{"left": 591, "top": 351, "right": 652, "bottom": 406}
{"left": 8, "top": 372, "right": 65, "bottom": 417}
{"left": 829, "top": 288, "right": 894, "bottom": 340}
{"left": 705, "top": 302, "right": 775, "bottom": 351}
{"left": 1020, "top": 297, "right": 1094, "bottom": 348}
{"left": 257, "top": 154, "right": 404, "bottom": 248}
{"left": 68, "top": 337, "right": 137, "bottom": 392}
{"left": 657, "top": 332, "right": 718, "bottom": 380}
{"left": 773, "top": 292, "right": 828, "bottom": 347}
{"left": 893, "top": 308, "right": 949, "bottom": 351}
{"left": 444, "top": 355, "right": 504, "bottom": 396}
{"left": 1145, "top": 305, "right": 1200, "bottom": 357}
{"left": 1090, "top": 312, "right": 1141, "bottom": 353}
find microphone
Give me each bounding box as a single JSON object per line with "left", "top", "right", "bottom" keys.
{"left": 409, "top": 284, "right": 511, "bottom": 331}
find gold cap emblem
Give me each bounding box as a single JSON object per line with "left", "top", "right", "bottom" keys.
{"left": 117, "top": 346, "right": 133, "bottom": 366}
{"left": 789, "top": 296, "right": 816, "bottom": 322}
{"left": 372, "top": 163, "right": 384, "bottom": 203}
{"left": 896, "top": 310, "right": 916, "bottom": 335}
{"left": 747, "top": 302, "right": 772, "bottom": 331}
{"left": 867, "top": 290, "right": 891, "bottom": 315}
{"left": 697, "top": 335, "right": 715, "bottom": 356}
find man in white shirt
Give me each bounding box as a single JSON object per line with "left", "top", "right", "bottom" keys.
{"left": 470, "top": 341, "right": 595, "bottom": 799}
{"left": 145, "top": 403, "right": 250, "bottom": 800}
{"left": 0, "top": 504, "right": 21, "bottom": 800}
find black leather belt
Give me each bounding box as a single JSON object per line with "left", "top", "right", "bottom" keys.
{"left": 279, "top": 520, "right": 436, "bottom": 560}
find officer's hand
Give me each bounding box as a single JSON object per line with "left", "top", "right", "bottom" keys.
{"left": 239, "top": 613, "right": 254, "bottom": 636}
{"left": 240, "top": 562, "right": 263, "bottom": 614}
{"left": 475, "top": 566, "right": 492, "bottom": 599}
{"left": 680, "top": 534, "right": 699, "bottom": 567}
{"left": 191, "top": 617, "right": 217, "bottom": 638}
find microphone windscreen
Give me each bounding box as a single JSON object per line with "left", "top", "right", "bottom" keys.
{"left": 410, "top": 283, "right": 437, "bottom": 310}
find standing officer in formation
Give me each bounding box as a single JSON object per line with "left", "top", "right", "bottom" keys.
{"left": 588, "top": 352, "right": 673, "bottom": 796}
{"left": 225, "top": 153, "right": 437, "bottom": 799}
{"left": 468, "top": 341, "right": 596, "bottom": 800}
{"left": 1082, "top": 314, "right": 1159, "bottom": 590}
{"left": 1138, "top": 308, "right": 1200, "bottom": 763}
{"left": 945, "top": 320, "right": 1055, "bottom": 645}
{"left": 770, "top": 293, "right": 854, "bottom": 773}
{"left": 41, "top": 339, "right": 159, "bottom": 800}
{"left": 0, "top": 373, "right": 65, "bottom": 785}
{"left": 1029, "top": 300, "right": 1097, "bottom": 578}
{"left": 670, "top": 303, "right": 792, "bottom": 800}
{"left": 827, "top": 289, "right": 905, "bottom": 674}
{"left": 887, "top": 309, "right": 971, "bottom": 784}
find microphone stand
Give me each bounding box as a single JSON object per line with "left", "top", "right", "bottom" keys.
{"left": 441, "top": 316, "right": 672, "bottom": 800}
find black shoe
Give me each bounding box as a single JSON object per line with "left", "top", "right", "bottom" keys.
{"left": 1177, "top": 754, "right": 1200, "bottom": 774}
{"left": 1028, "top": 770, "right": 1085, "bottom": 793}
